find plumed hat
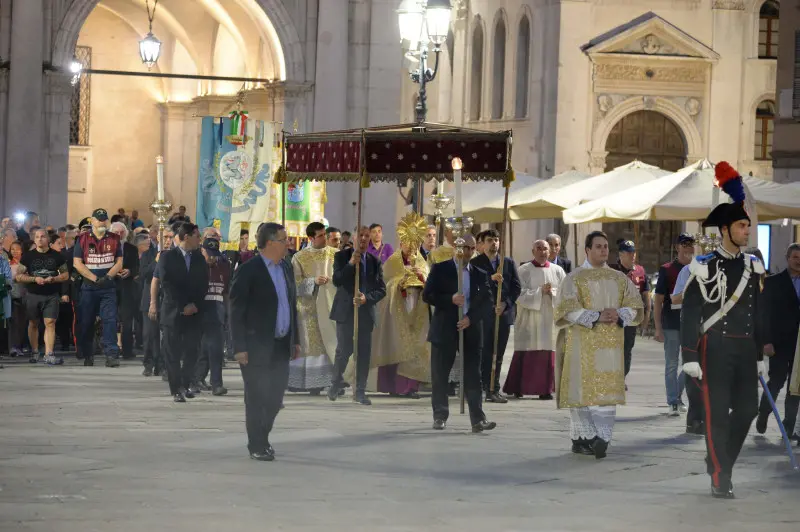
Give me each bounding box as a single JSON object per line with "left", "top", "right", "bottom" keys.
{"left": 702, "top": 161, "right": 750, "bottom": 229}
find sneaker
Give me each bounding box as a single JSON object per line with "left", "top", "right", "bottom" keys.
{"left": 669, "top": 404, "right": 680, "bottom": 417}
{"left": 9, "top": 348, "right": 21, "bottom": 357}
{"left": 45, "top": 354, "right": 64, "bottom": 366}
{"left": 678, "top": 403, "right": 688, "bottom": 413}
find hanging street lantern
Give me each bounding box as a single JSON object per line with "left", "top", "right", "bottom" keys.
{"left": 138, "top": 0, "right": 161, "bottom": 69}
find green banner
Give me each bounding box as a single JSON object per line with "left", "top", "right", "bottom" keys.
{"left": 284, "top": 181, "right": 311, "bottom": 222}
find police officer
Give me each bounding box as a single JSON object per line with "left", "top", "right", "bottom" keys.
{"left": 73, "top": 208, "right": 124, "bottom": 367}
{"left": 680, "top": 162, "right": 765, "bottom": 499}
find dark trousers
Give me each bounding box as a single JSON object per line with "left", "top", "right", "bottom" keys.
{"left": 758, "top": 351, "right": 800, "bottom": 432}
{"left": 78, "top": 287, "right": 119, "bottom": 359}
{"left": 120, "top": 312, "right": 135, "bottom": 358}
{"left": 331, "top": 319, "right": 372, "bottom": 393}
{"left": 431, "top": 325, "right": 485, "bottom": 426}
{"left": 133, "top": 311, "right": 143, "bottom": 349}
{"left": 481, "top": 318, "right": 510, "bottom": 393}
{"left": 55, "top": 301, "right": 74, "bottom": 350}
{"left": 142, "top": 312, "right": 162, "bottom": 371}
{"left": 10, "top": 298, "right": 28, "bottom": 349}
{"left": 699, "top": 332, "right": 758, "bottom": 487}
{"left": 240, "top": 336, "right": 290, "bottom": 453}
{"left": 623, "top": 326, "right": 637, "bottom": 377}
{"left": 685, "top": 373, "right": 705, "bottom": 426}
{"left": 162, "top": 322, "right": 202, "bottom": 395}
{"left": 196, "top": 322, "right": 225, "bottom": 387}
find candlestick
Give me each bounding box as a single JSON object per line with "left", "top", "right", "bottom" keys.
{"left": 156, "top": 155, "right": 165, "bottom": 201}
{"left": 436, "top": 179, "right": 444, "bottom": 195}
{"left": 452, "top": 157, "right": 463, "bottom": 217}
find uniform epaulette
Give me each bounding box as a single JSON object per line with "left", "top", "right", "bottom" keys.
{"left": 688, "top": 256, "right": 710, "bottom": 280}
{"left": 745, "top": 253, "right": 766, "bottom": 274}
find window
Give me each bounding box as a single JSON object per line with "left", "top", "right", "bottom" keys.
{"left": 754, "top": 100, "right": 775, "bottom": 161}
{"left": 69, "top": 46, "right": 91, "bottom": 146}
{"left": 515, "top": 16, "right": 530, "bottom": 118}
{"left": 759, "top": 1, "right": 779, "bottom": 59}
{"left": 491, "top": 18, "right": 506, "bottom": 119}
{"left": 470, "top": 23, "right": 484, "bottom": 121}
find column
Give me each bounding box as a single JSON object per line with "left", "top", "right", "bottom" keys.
{"left": 312, "top": 0, "right": 348, "bottom": 131}
{"left": 43, "top": 72, "right": 73, "bottom": 225}
{"left": 4, "top": 0, "right": 44, "bottom": 217}
{"left": 450, "top": 2, "right": 469, "bottom": 125}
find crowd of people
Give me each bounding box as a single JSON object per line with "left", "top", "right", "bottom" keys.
{"left": 1, "top": 164, "right": 797, "bottom": 499}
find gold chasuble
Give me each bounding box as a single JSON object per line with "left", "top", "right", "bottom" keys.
{"left": 427, "top": 242, "right": 454, "bottom": 266}
{"left": 291, "top": 245, "right": 339, "bottom": 363}
{"left": 553, "top": 265, "right": 644, "bottom": 409}
{"left": 369, "top": 249, "right": 431, "bottom": 381}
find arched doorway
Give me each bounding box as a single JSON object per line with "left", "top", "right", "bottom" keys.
{"left": 603, "top": 110, "right": 687, "bottom": 272}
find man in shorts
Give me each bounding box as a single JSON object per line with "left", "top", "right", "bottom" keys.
{"left": 15, "top": 228, "right": 69, "bottom": 364}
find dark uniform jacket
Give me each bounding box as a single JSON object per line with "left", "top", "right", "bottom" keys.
{"left": 330, "top": 247, "right": 386, "bottom": 327}
{"left": 680, "top": 250, "right": 766, "bottom": 363}
{"left": 156, "top": 247, "right": 209, "bottom": 328}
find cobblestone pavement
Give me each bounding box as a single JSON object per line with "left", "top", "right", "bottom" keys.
{"left": 0, "top": 337, "right": 798, "bottom": 532}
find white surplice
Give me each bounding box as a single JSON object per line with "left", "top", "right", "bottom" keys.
{"left": 514, "top": 262, "right": 566, "bottom": 352}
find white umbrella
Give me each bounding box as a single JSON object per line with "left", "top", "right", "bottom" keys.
{"left": 562, "top": 159, "right": 800, "bottom": 223}
{"left": 423, "top": 172, "right": 543, "bottom": 223}
{"left": 510, "top": 161, "right": 667, "bottom": 220}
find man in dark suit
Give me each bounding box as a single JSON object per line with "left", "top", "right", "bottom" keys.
{"left": 230, "top": 222, "right": 300, "bottom": 461}
{"left": 546, "top": 233, "right": 572, "bottom": 273}
{"left": 136, "top": 233, "right": 160, "bottom": 376}
{"left": 756, "top": 243, "right": 800, "bottom": 436}
{"left": 424, "top": 234, "right": 496, "bottom": 432}
{"left": 154, "top": 222, "right": 209, "bottom": 402}
{"left": 327, "top": 226, "right": 387, "bottom": 405}
{"left": 472, "top": 229, "right": 521, "bottom": 403}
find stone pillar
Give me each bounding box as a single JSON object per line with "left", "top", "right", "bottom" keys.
{"left": 4, "top": 0, "right": 44, "bottom": 217}
{"left": 42, "top": 72, "right": 73, "bottom": 225}
{"left": 161, "top": 102, "right": 197, "bottom": 218}
{"left": 707, "top": 3, "right": 745, "bottom": 164}
{"left": 450, "top": 2, "right": 469, "bottom": 126}
{"left": 313, "top": 0, "right": 348, "bottom": 131}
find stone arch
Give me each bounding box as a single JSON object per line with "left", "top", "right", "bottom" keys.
{"left": 592, "top": 96, "right": 703, "bottom": 163}
{"left": 51, "top": 0, "right": 305, "bottom": 82}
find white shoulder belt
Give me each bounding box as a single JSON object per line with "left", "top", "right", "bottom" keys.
{"left": 684, "top": 254, "right": 753, "bottom": 334}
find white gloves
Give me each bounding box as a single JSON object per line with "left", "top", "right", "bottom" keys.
{"left": 758, "top": 361, "right": 766, "bottom": 377}
{"left": 683, "top": 362, "right": 703, "bottom": 380}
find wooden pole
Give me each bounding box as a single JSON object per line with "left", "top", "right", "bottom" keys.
{"left": 352, "top": 130, "right": 366, "bottom": 401}
{"left": 489, "top": 185, "right": 511, "bottom": 394}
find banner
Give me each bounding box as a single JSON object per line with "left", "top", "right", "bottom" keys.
{"left": 196, "top": 116, "right": 278, "bottom": 246}
{"left": 266, "top": 180, "right": 327, "bottom": 238}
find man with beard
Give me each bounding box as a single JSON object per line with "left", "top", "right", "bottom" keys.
{"left": 73, "top": 209, "right": 124, "bottom": 367}
{"left": 680, "top": 162, "right": 765, "bottom": 499}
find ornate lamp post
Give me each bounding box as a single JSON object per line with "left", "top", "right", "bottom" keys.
{"left": 398, "top": 0, "right": 452, "bottom": 125}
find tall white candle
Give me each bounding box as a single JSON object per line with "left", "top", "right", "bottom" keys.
{"left": 452, "top": 157, "right": 463, "bottom": 216}
{"left": 436, "top": 179, "right": 444, "bottom": 195}
{"left": 156, "top": 155, "right": 165, "bottom": 201}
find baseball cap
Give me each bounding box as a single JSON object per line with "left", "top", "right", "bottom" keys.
{"left": 617, "top": 239, "right": 635, "bottom": 252}
{"left": 677, "top": 232, "right": 696, "bottom": 245}
{"left": 202, "top": 237, "right": 222, "bottom": 256}
{"left": 133, "top": 233, "right": 151, "bottom": 246}
{"left": 92, "top": 208, "right": 109, "bottom": 221}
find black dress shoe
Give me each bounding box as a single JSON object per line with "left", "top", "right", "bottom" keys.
{"left": 84, "top": 357, "right": 94, "bottom": 367}
{"left": 161, "top": 372, "right": 169, "bottom": 382}
{"left": 309, "top": 388, "right": 322, "bottom": 396}
{"left": 249, "top": 450, "right": 274, "bottom": 462}
{"left": 327, "top": 385, "right": 340, "bottom": 401}
{"left": 105, "top": 357, "right": 120, "bottom": 368}
{"left": 173, "top": 393, "right": 186, "bottom": 403}
{"left": 212, "top": 386, "right": 228, "bottom": 396}
{"left": 486, "top": 392, "right": 508, "bottom": 404}
{"left": 142, "top": 367, "right": 153, "bottom": 377}
{"left": 196, "top": 380, "right": 212, "bottom": 392}
{"left": 338, "top": 388, "right": 345, "bottom": 396}
{"left": 153, "top": 368, "right": 162, "bottom": 376}
{"left": 404, "top": 391, "right": 421, "bottom": 399}
{"left": 539, "top": 394, "right": 554, "bottom": 400}
{"left": 352, "top": 394, "right": 372, "bottom": 405}
{"left": 593, "top": 437, "right": 609, "bottom": 459}
{"left": 265, "top": 443, "right": 275, "bottom": 457}
{"left": 183, "top": 389, "right": 196, "bottom": 399}
{"left": 433, "top": 419, "right": 446, "bottom": 430}
{"left": 472, "top": 420, "right": 497, "bottom": 433}
{"left": 686, "top": 421, "right": 705, "bottom": 435}
{"left": 571, "top": 439, "right": 594, "bottom": 455}
{"left": 711, "top": 481, "right": 735, "bottom": 499}
{"left": 755, "top": 413, "right": 768, "bottom": 434}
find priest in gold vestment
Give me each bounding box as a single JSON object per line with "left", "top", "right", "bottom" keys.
{"left": 554, "top": 231, "right": 643, "bottom": 459}
{"left": 289, "top": 222, "right": 339, "bottom": 394}
{"left": 353, "top": 213, "right": 431, "bottom": 396}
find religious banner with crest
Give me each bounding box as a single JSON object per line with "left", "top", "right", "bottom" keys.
{"left": 196, "top": 115, "right": 279, "bottom": 247}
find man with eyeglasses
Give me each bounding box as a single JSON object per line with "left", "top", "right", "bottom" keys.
{"left": 423, "top": 234, "right": 497, "bottom": 433}
{"left": 230, "top": 223, "right": 300, "bottom": 461}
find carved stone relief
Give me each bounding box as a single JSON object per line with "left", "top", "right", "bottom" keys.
{"left": 711, "top": 1, "right": 746, "bottom": 10}
{"left": 642, "top": 96, "right": 656, "bottom": 110}
{"left": 594, "top": 63, "right": 706, "bottom": 83}
{"left": 641, "top": 34, "right": 661, "bottom": 55}
{"left": 685, "top": 98, "right": 701, "bottom": 116}
{"left": 597, "top": 94, "right": 613, "bottom": 115}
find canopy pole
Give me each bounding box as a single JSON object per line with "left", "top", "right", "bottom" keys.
{"left": 352, "top": 130, "right": 366, "bottom": 402}
{"left": 489, "top": 185, "right": 511, "bottom": 394}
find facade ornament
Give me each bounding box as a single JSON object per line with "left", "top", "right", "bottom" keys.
{"left": 588, "top": 151, "right": 608, "bottom": 174}
{"left": 640, "top": 34, "right": 661, "bottom": 55}
{"left": 711, "top": 1, "right": 746, "bottom": 10}
{"left": 643, "top": 96, "right": 657, "bottom": 110}
{"left": 594, "top": 63, "right": 706, "bottom": 83}
{"left": 455, "top": 0, "right": 469, "bottom": 21}
{"left": 685, "top": 97, "right": 701, "bottom": 117}
{"left": 597, "top": 94, "right": 613, "bottom": 115}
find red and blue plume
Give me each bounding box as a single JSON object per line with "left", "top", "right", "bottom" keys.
{"left": 713, "top": 161, "right": 746, "bottom": 203}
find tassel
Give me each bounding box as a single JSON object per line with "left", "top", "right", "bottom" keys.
{"left": 504, "top": 166, "right": 516, "bottom": 188}
{"left": 360, "top": 168, "right": 371, "bottom": 189}
{"left": 274, "top": 164, "right": 287, "bottom": 185}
